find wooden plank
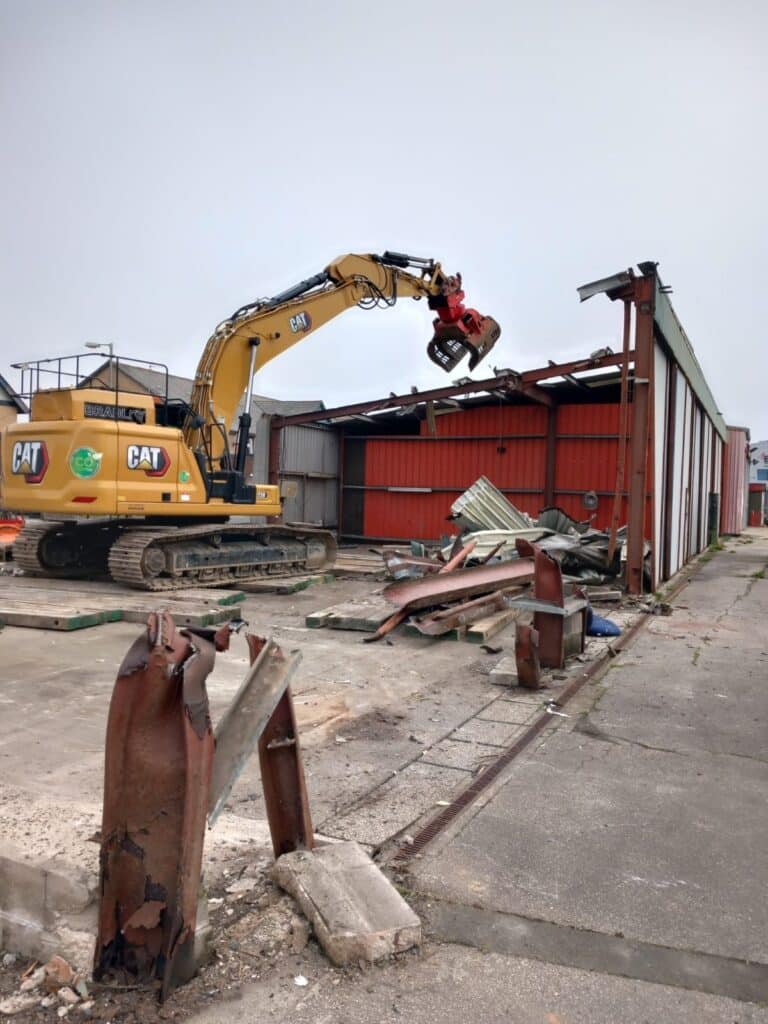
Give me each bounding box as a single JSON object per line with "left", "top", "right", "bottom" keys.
{"left": 465, "top": 608, "right": 519, "bottom": 643}
{"left": 404, "top": 608, "right": 518, "bottom": 644}
{"left": 305, "top": 599, "right": 394, "bottom": 632}
{"left": 238, "top": 574, "right": 333, "bottom": 595}
{"left": 0, "top": 591, "right": 232, "bottom": 629}
{"left": 305, "top": 608, "right": 333, "bottom": 629}
{"left": 0, "top": 602, "right": 117, "bottom": 631}
{"left": 115, "top": 603, "right": 235, "bottom": 627}
{"left": 0, "top": 576, "right": 245, "bottom": 606}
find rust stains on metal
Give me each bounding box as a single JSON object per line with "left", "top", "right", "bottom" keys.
{"left": 383, "top": 558, "right": 535, "bottom": 612}
{"left": 437, "top": 539, "right": 476, "bottom": 574}
{"left": 94, "top": 610, "right": 215, "bottom": 1002}
{"left": 244, "top": 635, "right": 314, "bottom": 858}
{"left": 515, "top": 623, "right": 542, "bottom": 689}
{"left": 512, "top": 539, "right": 587, "bottom": 669}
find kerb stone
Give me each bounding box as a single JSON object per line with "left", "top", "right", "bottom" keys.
{"left": 271, "top": 841, "right": 420, "bottom": 965}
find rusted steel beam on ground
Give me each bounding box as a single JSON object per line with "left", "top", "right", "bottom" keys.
{"left": 271, "top": 352, "right": 631, "bottom": 428}
{"left": 412, "top": 588, "right": 513, "bottom": 637}
{"left": 95, "top": 611, "right": 216, "bottom": 1002}
{"left": 383, "top": 558, "right": 535, "bottom": 612}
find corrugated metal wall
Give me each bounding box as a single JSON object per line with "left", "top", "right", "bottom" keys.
{"left": 343, "top": 384, "right": 719, "bottom": 573}
{"left": 342, "top": 401, "right": 645, "bottom": 541}
{"left": 279, "top": 424, "right": 339, "bottom": 526}
{"left": 721, "top": 427, "right": 749, "bottom": 535}
{"left": 247, "top": 420, "right": 339, "bottom": 526}
{"left": 652, "top": 342, "right": 725, "bottom": 580}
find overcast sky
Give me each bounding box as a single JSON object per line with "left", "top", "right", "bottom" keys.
{"left": 2, "top": 1, "right": 766, "bottom": 437}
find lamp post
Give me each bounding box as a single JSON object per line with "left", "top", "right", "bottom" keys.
{"left": 85, "top": 342, "right": 115, "bottom": 388}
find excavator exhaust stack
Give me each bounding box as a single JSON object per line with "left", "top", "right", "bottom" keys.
{"left": 426, "top": 273, "right": 501, "bottom": 372}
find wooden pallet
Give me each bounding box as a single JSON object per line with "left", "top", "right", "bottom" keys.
{"left": 0, "top": 600, "right": 122, "bottom": 631}
{"left": 332, "top": 552, "right": 385, "bottom": 577}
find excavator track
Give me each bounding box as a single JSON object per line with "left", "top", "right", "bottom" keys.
{"left": 14, "top": 519, "right": 116, "bottom": 578}
{"left": 107, "top": 523, "right": 337, "bottom": 591}
{"left": 14, "top": 520, "right": 337, "bottom": 590}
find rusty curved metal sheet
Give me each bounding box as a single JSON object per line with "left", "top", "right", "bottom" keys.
{"left": 94, "top": 611, "right": 215, "bottom": 1001}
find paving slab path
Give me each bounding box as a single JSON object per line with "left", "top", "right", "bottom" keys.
{"left": 406, "top": 530, "right": 768, "bottom": 1006}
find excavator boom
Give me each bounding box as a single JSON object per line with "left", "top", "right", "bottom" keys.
{"left": 2, "top": 249, "right": 500, "bottom": 590}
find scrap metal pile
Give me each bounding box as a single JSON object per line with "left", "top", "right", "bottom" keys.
{"left": 382, "top": 476, "right": 650, "bottom": 590}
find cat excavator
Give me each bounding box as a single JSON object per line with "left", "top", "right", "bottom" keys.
{"left": 1, "top": 251, "right": 500, "bottom": 589}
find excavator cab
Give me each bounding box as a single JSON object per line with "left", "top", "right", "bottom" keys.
{"left": 425, "top": 273, "right": 501, "bottom": 373}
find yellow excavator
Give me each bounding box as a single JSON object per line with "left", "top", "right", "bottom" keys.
{"left": 1, "top": 251, "right": 500, "bottom": 589}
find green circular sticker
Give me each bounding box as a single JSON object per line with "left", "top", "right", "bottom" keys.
{"left": 179, "top": 470, "right": 191, "bottom": 483}
{"left": 70, "top": 447, "right": 103, "bottom": 479}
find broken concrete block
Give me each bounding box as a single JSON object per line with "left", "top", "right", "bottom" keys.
{"left": 489, "top": 656, "right": 518, "bottom": 686}
{"left": 271, "top": 841, "right": 420, "bottom": 965}
{"left": 0, "top": 840, "right": 97, "bottom": 965}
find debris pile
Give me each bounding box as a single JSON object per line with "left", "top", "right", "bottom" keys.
{"left": 380, "top": 476, "right": 650, "bottom": 589}
{"left": 0, "top": 954, "right": 92, "bottom": 1018}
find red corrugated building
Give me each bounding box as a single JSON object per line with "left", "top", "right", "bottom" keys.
{"left": 270, "top": 262, "right": 735, "bottom": 593}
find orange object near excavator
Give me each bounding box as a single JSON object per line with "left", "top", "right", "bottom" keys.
{"left": 0, "top": 251, "right": 500, "bottom": 589}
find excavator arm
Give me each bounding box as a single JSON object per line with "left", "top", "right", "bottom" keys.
{"left": 185, "top": 252, "right": 500, "bottom": 461}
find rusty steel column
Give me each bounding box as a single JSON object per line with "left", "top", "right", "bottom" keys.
{"left": 245, "top": 635, "right": 314, "bottom": 859}
{"left": 95, "top": 612, "right": 216, "bottom": 1001}
{"left": 626, "top": 273, "right": 655, "bottom": 595}
{"left": 544, "top": 403, "right": 558, "bottom": 507}
{"left": 607, "top": 299, "right": 632, "bottom": 563}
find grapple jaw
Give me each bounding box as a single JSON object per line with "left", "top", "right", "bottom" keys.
{"left": 426, "top": 272, "right": 501, "bottom": 372}
{"left": 427, "top": 314, "right": 501, "bottom": 372}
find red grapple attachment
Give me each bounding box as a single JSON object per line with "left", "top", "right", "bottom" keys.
{"left": 427, "top": 272, "right": 501, "bottom": 372}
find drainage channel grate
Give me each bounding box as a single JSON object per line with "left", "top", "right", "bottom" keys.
{"left": 394, "top": 605, "right": 657, "bottom": 862}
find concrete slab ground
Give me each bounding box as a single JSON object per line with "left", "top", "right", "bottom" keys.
{"left": 187, "top": 941, "right": 768, "bottom": 1024}
{"left": 405, "top": 530, "right": 768, "bottom": 1005}
{"left": 4, "top": 533, "right": 765, "bottom": 1020}
{"left": 0, "top": 571, "right": 590, "bottom": 967}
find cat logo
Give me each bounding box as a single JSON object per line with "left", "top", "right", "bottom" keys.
{"left": 289, "top": 310, "right": 312, "bottom": 334}
{"left": 126, "top": 444, "right": 170, "bottom": 477}
{"left": 11, "top": 440, "right": 49, "bottom": 483}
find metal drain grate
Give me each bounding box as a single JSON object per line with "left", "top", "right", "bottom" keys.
{"left": 394, "top": 597, "right": 666, "bottom": 862}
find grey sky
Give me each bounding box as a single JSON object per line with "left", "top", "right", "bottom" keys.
{"left": 2, "top": 1, "right": 766, "bottom": 437}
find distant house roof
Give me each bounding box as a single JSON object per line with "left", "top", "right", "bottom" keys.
{"left": 0, "top": 372, "right": 29, "bottom": 414}
{"left": 83, "top": 360, "right": 194, "bottom": 403}
{"left": 251, "top": 395, "right": 325, "bottom": 417}
{"left": 81, "top": 360, "right": 324, "bottom": 419}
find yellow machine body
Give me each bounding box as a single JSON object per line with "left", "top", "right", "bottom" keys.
{"left": 1, "top": 388, "right": 282, "bottom": 518}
